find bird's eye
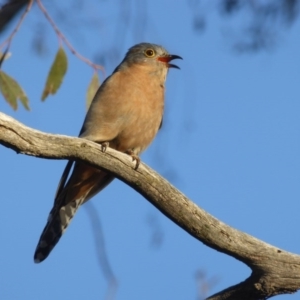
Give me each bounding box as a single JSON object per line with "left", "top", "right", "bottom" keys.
{"left": 144, "top": 48, "right": 155, "bottom": 57}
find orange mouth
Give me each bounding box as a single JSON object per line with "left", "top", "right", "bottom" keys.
{"left": 157, "top": 54, "right": 182, "bottom": 69}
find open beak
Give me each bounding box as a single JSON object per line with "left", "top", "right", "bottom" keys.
{"left": 157, "top": 54, "right": 183, "bottom": 69}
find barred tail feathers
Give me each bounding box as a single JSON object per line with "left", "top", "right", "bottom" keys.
{"left": 34, "top": 163, "right": 114, "bottom": 263}
{"left": 34, "top": 197, "right": 83, "bottom": 263}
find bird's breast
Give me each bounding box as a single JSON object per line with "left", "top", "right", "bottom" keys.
{"left": 113, "top": 68, "right": 165, "bottom": 154}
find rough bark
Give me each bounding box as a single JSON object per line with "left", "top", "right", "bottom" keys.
{"left": 1, "top": 111, "right": 300, "bottom": 300}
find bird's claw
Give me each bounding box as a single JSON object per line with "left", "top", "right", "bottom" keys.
{"left": 100, "top": 142, "right": 109, "bottom": 152}
{"left": 126, "top": 150, "right": 140, "bottom": 170}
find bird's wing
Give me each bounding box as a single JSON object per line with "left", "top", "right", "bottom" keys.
{"left": 54, "top": 160, "right": 74, "bottom": 203}
{"left": 34, "top": 73, "right": 125, "bottom": 263}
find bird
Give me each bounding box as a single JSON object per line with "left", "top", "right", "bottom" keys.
{"left": 34, "top": 42, "right": 182, "bottom": 263}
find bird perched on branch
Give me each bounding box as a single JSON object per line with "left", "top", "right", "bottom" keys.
{"left": 34, "top": 42, "right": 182, "bottom": 263}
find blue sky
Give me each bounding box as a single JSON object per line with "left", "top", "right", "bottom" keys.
{"left": 1, "top": 1, "right": 299, "bottom": 299}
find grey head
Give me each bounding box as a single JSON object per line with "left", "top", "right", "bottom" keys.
{"left": 114, "top": 42, "right": 182, "bottom": 72}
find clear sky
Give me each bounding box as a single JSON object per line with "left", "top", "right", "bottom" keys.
{"left": 1, "top": 1, "right": 299, "bottom": 299}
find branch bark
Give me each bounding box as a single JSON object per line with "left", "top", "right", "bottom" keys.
{"left": 1, "top": 111, "right": 299, "bottom": 300}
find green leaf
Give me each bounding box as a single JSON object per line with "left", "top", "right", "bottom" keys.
{"left": 0, "top": 70, "right": 30, "bottom": 110}
{"left": 86, "top": 72, "right": 100, "bottom": 110}
{"left": 41, "top": 47, "right": 68, "bottom": 101}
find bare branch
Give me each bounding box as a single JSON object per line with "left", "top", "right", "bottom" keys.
{"left": 0, "top": 111, "right": 299, "bottom": 300}
{"left": 84, "top": 203, "right": 118, "bottom": 300}
{"left": 36, "top": 0, "right": 104, "bottom": 72}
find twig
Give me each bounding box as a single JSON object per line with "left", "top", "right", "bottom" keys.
{"left": 0, "top": 47, "right": 8, "bottom": 68}
{"left": 84, "top": 203, "right": 118, "bottom": 300}
{"left": 0, "top": 0, "right": 33, "bottom": 50}
{"left": 36, "top": 0, "right": 104, "bottom": 72}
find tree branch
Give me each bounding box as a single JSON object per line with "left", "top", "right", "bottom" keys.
{"left": 0, "top": 111, "right": 299, "bottom": 300}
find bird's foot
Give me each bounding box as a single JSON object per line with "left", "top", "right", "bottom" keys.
{"left": 100, "top": 142, "right": 109, "bottom": 152}
{"left": 125, "top": 150, "right": 140, "bottom": 170}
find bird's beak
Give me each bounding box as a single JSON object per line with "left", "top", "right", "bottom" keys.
{"left": 157, "top": 54, "right": 183, "bottom": 69}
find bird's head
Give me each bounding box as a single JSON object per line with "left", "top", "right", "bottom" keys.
{"left": 117, "top": 43, "right": 182, "bottom": 71}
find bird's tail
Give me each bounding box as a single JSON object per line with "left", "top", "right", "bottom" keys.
{"left": 34, "top": 162, "right": 114, "bottom": 263}
{"left": 34, "top": 196, "right": 83, "bottom": 263}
